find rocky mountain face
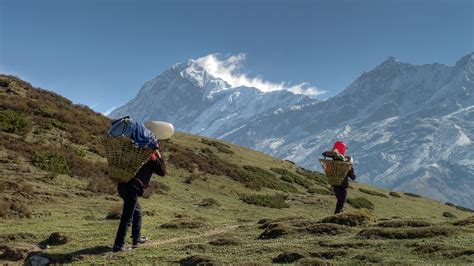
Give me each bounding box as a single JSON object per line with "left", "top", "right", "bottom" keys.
{"left": 110, "top": 53, "right": 474, "bottom": 208}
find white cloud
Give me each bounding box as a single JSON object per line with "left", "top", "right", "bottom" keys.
{"left": 195, "top": 53, "right": 325, "bottom": 97}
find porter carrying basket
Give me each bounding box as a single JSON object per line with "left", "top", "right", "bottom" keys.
{"left": 319, "top": 159, "right": 353, "bottom": 186}
{"left": 104, "top": 136, "right": 152, "bottom": 183}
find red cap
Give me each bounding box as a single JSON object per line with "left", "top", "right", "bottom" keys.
{"left": 332, "top": 141, "right": 347, "bottom": 156}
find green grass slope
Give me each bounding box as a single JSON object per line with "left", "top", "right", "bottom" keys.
{"left": 1, "top": 75, "right": 473, "bottom": 265}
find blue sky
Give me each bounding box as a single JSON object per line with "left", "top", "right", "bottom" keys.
{"left": 0, "top": 0, "right": 472, "bottom": 114}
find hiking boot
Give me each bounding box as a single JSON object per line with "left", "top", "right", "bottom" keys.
{"left": 112, "top": 245, "right": 129, "bottom": 253}
{"left": 132, "top": 236, "right": 149, "bottom": 249}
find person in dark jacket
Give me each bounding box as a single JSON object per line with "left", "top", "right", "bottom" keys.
{"left": 112, "top": 148, "right": 166, "bottom": 252}
{"left": 332, "top": 167, "right": 356, "bottom": 214}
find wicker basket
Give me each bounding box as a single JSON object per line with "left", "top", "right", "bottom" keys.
{"left": 104, "top": 136, "right": 153, "bottom": 183}
{"left": 319, "top": 159, "right": 353, "bottom": 186}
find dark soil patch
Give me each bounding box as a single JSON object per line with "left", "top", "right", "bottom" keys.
{"left": 358, "top": 226, "right": 462, "bottom": 239}
{"left": 258, "top": 223, "right": 290, "bottom": 239}
{"left": 179, "top": 255, "right": 215, "bottom": 266}
{"left": 209, "top": 236, "right": 240, "bottom": 246}
{"left": 375, "top": 219, "right": 432, "bottom": 228}
{"left": 272, "top": 251, "right": 306, "bottom": 263}
{"left": 300, "top": 223, "right": 350, "bottom": 236}
{"left": 0, "top": 232, "right": 37, "bottom": 242}
{"left": 160, "top": 219, "right": 206, "bottom": 229}
{"left": 319, "top": 210, "right": 376, "bottom": 226}
{"left": 0, "top": 244, "right": 30, "bottom": 261}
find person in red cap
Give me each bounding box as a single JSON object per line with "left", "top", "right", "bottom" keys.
{"left": 329, "top": 141, "right": 356, "bottom": 214}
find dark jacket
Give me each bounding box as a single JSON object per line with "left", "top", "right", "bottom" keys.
{"left": 337, "top": 167, "right": 356, "bottom": 188}
{"left": 129, "top": 157, "right": 166, "bottom": 195}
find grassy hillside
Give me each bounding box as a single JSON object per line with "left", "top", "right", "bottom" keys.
{"left": 0, "top": 75, "right": 473, "bottom": 265}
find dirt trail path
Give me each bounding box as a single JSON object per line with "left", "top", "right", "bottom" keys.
{"left": 145, "top": 224, "right": 244, "bottom": 247}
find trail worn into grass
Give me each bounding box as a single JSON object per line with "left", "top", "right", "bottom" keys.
{"left": 145, "top": 224, "right": 244, "bottom": 247}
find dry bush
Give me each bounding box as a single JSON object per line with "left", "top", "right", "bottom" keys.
{"left": 142, "top": 180, "right": 170, "bottom": 198}
{"left": 184, "top": 171, "right": 203, "bottom": 184}
{"left": 10, "top": 201, "right": 32, "bottom": 218}
{"left": 0, "top": 181, "right": 6, "bottom": 193}
{"left": 258, "top": 223, "right": 290, "bottom": 239}
{"left": 87, "top": 176, "right": 116, "bottom": 194}
{"left": 198, "top": 198, "right": 220, "bottom": 207}
{"left": 105, "top": 204, "right": 122, "bottom": 220}
{"left": 0, "top": 199, "right": 10, "bottom": 218}
{"left": 47, "top": 232, "right": 69, "bottom": 245}
{"left": 319, "top": 210, "right": 376, "bottom": 226}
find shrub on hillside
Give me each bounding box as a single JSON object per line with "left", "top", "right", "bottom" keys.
{"left": 375, "top": 219, "right": 432, "bottom": 228}
{"left": 105, "top": 204, "right": 122, "bottom": 220}
{"left": 0, "top": 110, "right": 29, "bottom": 135}
{"left": 319, "top": 210, "right": 376, "bottom": 226}
{"left": 442, "top": 212, "right": 457, "bottom": 219}
{"left": 241, "top": 194, "right": 290, "bottom": 209}
{"left": 389, "top": 191, "right": 401, "bottom": 198}
{"left": 271, "top": 167, "right": 313, "bottom": 188}
{"left": 307, "top": 187, "right": 333, "bottom": 195}
{"left": 347, "top": 197, "right": 375, "bottom": 210}
{"left": 201, "top": 138, "right": 234, "bottom": 154}
{"left": 455, "top": 205, "right": 474, "bottom": 212}
{"left": 32, "top": 151, "right": 69, "bottom": 174}
{"left": 296, "top": 168, "right": 327, "bottom": 185}
{"left": 404, "top": 192, "right": 422, "bottom": 198}
{"left": 359, "top": 188, "right": 389, "bottom": 198}
{"left": 445, "top": 202, "right": 456, "bottom": 207}
{"left": 50, "top": 119, "right": 69, "bottom": 131}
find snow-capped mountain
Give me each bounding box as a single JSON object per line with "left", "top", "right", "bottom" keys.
{"left": 110, "top": 53, "right": 474, "bottom": 209}
{"left": 110, "top": 59, "right": 317, "bottom": 138}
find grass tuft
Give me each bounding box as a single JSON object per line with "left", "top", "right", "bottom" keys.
{"left": 241, "top": 194, "right": 289, "bottom": 209}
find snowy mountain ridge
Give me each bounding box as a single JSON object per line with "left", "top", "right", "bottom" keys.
{"left": 110, "top": 52, "right": 474, "bottom": 208}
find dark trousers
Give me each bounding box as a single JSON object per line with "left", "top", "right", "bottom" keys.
{"left": 113, "top": 183, "right": 142, "bottom": 248}
{"left": 333, "top": 186, "right": 348, "bottom": 214}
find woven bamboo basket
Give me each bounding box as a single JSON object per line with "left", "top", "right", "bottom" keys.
{"left": 104, "top": 136, "right": 152, "bottom": 183}
{"left": 319, "top": 159, "right": 353, "bottom": 186}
